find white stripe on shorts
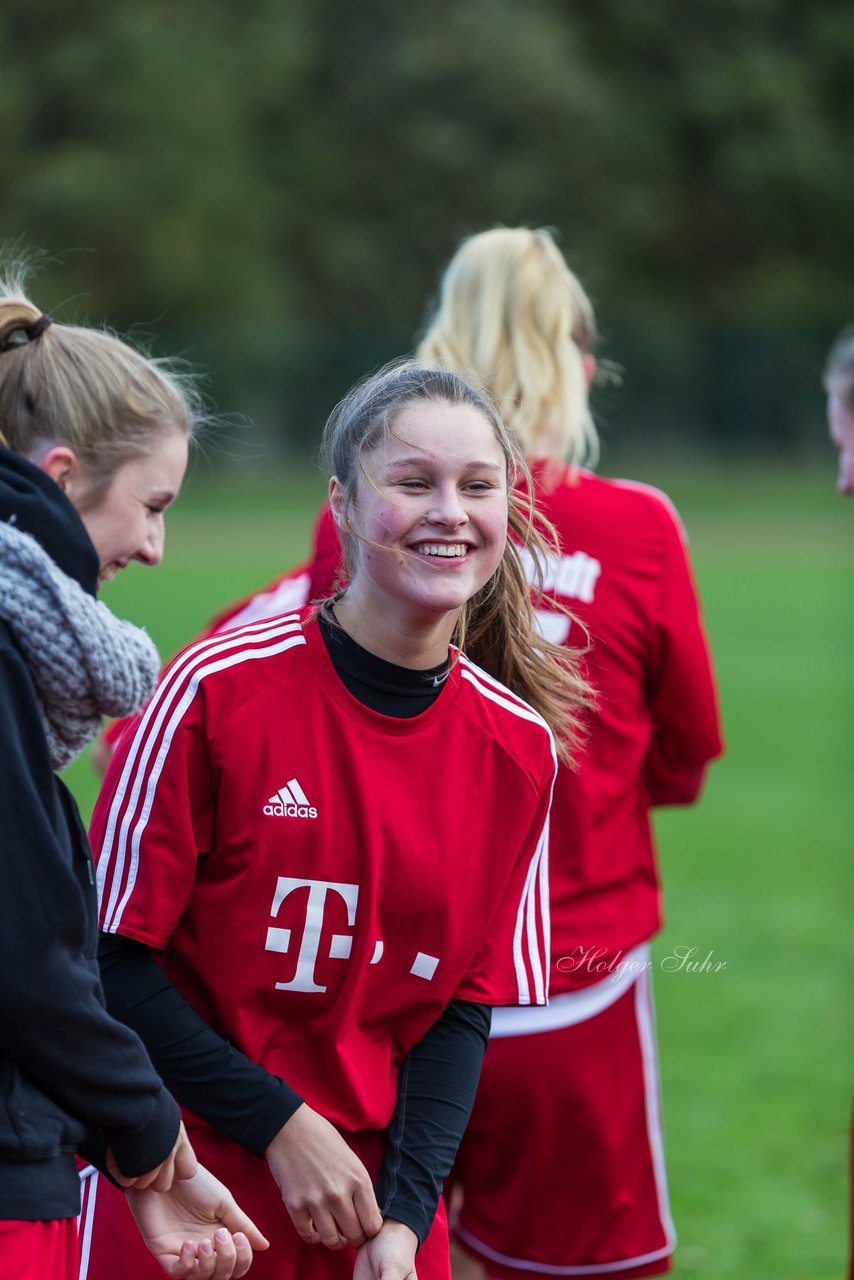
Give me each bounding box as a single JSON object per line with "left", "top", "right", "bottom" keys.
{"left": 76, "top": 1165, "right": 99, "bottom": 1280}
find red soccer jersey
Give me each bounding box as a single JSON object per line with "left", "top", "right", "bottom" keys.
{"left": 91, "top": 610, "right": 555, "bottom": 1135}
{"left": 204, "top": 504, "right": 342, "bottom": 634}
{"left": 526, "top": 462, "right": 723, "bottom": 993}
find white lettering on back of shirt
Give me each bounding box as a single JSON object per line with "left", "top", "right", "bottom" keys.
{"left": 521, "top": 547, "right": 602, "bottom": 604}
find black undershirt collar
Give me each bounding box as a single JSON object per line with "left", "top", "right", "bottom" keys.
{"left": 318, "top": 608, "right": 452, "bottom": 719}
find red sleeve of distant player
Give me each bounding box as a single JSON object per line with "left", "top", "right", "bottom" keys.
{"left": 97, "top": 512, "right": 338, "bottom": 766}
{"left": 307, "top": 503, "right": 343, "bottom": 600}
{"left": 91, "top": 655, "right": 214, "bottom": 948}
{"left": 99, "top": 552, "right": 325, "bottom": 761}
{"left": 454, "top": 722, "right": 555, "bottom": 1007}
{"left": 645, "top": 504, "right": 724, "bottom": 804}
{"left": 96, "top": 592, "right": 270, "bottom": 760}
{"left": 203, "top": 574, "right": 299, "bottom": 635}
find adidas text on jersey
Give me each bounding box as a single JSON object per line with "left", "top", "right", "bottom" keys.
{"left": 264, "top": 777, "right": 318, "bottom": 819}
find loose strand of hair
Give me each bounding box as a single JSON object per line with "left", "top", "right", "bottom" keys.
{"left": 455, "top": 488, "right": 592, "bottom": 766}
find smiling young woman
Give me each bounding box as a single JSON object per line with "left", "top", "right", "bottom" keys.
{"left": 0, "top": 273, "right": 266, "bottom": 1280}
{"left": 327, "top": 397, "right": 509, "bottom": 666}
{"left": 58, "top": 434, "right": 188, "bottom": 584}
{"left": 83, "top": 363, "right": 590, "bottom": 1280}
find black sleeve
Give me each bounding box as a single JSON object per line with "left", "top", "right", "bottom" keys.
{"left": 98, "top": 932, "right": 303, "bottom": 1156}
{"left": 0, "top": 646, "right": 180, "bottom": 1178}
{"left": 376, "top": 998, "right": 491, "bottom": 1247}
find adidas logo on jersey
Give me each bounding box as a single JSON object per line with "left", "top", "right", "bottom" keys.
{"left": 264, "top": 778, "right": 318, "bottom": 819}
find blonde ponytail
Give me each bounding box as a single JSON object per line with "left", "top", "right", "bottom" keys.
{"left": 417, "top": 226, "right": 600, "bottom": 467}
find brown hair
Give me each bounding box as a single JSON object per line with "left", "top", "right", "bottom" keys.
{"left": 320, "top": 362, "right": 592, "bottom": 761}
{"left": 0, "top": 272, "right": 199, "bottom": 487}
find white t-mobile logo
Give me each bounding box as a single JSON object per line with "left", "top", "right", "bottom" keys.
{"left": 264, "top": 877, "right": 359, "bottom": 992}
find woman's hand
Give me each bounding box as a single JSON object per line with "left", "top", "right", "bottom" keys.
{"left": 265, "top": 1104, "right": 383, "bottom": 1249}
{"left": 125, "top": 1163, "right": 270, "bottom": 1278}
{"left": 354, "top": 1220, "right": 419, "bottom": 1280}
{"left": 108, "top": 1121, "right": 198, "bottom": 1191}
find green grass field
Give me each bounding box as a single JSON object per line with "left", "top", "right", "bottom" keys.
{"left": 63, "top": 459, "right": 854, "bottom": 1280}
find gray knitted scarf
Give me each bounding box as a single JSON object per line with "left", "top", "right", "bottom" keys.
{"left": 0, "top": 520, "right": 160, "bottom": 771}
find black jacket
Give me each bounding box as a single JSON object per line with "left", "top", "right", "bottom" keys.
{"left": 0, "top": 447, "right": 180, "bottom": 1220}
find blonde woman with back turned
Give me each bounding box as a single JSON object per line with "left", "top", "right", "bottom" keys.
{"left": 0, "top": 273, "right": 267, "bottom": 1280}
{"left": 418, "top": 227, "right": 724, "bottom": 1280}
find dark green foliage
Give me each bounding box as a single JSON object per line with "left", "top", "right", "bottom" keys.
{"left": 1, "top": 0, "right": 852, "bottom": 448}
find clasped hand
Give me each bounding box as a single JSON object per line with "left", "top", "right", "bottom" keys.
{"left": 266, "top": 1104, "right": 384, "bottom": 1250}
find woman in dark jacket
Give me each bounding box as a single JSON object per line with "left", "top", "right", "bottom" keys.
{"left": 0, "top": 278, "right": 265, "bottom": 1279}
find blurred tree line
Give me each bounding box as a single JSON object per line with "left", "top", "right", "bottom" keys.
{"left": 1, "top": 0, "right": 852, "bottom": 459}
